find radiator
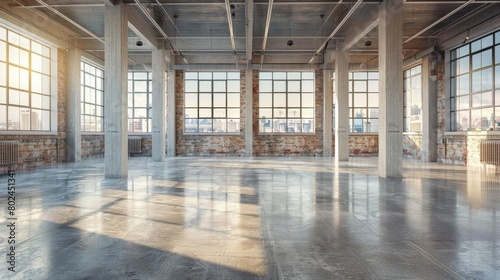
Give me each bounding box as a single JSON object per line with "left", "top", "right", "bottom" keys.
{"left": 128, "top": 137, "right": 142, "bottom": 154}
{"left": 0, "top": 141, "right": 19, "bottom": 166}
{"left": 480, "top": 140, "right": 500, "bottom": 165}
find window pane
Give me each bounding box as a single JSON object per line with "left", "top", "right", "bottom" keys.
{"left": 213, "top": 93, "right": 226, "bottom": 107}
{"left": 260, "top": 80, "right": 272, "bottom": 92}
{"left": 227, "top": 94, "right": 239, "bottom": 107}
{"left": 199, "top": 81, "right": 211, "bottom": 92}
{"left": 288, "top": 81, "right": 300, "bottom": 92}
{"left": 214, "top": 81, "right": 226, "bottom": 92}
{"left": 185, "top": 80, "right": 198, "bottom": 92}
{"left": 274, "top": 93, "right": 286, "bottom": 107}
{"left": 199, "top": 94, "right": 212, "bottom": 107}
{"left": 288, "top": 93, "right": 300, "bottom": 107}
{"left": 274, "top": 81, "right": 286, "bottom": 92}
{"left": 185, "top": 93, "right": 198, "bottom": 107}
{"left": 260, "top": 93, "right": 272, "bottom": 107}
{"left": 302, "top": 80, "right": 314, "bottom": 93}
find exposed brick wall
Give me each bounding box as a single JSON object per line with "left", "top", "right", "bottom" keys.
{"left": 349, "top": 135, "right": 378, "bottom": 156}
{"left": 175, "top": 70, "right": 246, "bottom": 156}
{"left": 1, "top": 49, "right": 67, "bottom": 174}
{"left": 81, "top": 134, "right": 104, "bottom": 159}
{"left": 403, "top": 133, "right": 422, "bottom": 159}
{"left": 253, "top": 70, "right": 324, "bottom": 156}
{"left": 436, "top": 60, "right": 448, "bottom": 163}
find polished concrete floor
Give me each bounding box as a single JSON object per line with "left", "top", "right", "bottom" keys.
{"left": 0, "top": 157, "right": 499, "bottom": 279}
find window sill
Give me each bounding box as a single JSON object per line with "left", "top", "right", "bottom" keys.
{"left": 183, "top": 133, "right": 242, "bottom": 136}
{"left": 347, "top": 132, "right": 378, "bottom": 136}
{"left": 0, "top": 131, "right": 58, "bottom": 136}
{"left": 444, "top": 131, "right": 500, "bottom": 136}
{"left": 258, "top": 133, "right": 316, "bottom": 136}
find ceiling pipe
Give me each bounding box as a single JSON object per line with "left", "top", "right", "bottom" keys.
{"left": 224, "top": 0, "right": 239, "bottom": 66}
{"left": 246, "top": 0, "right": 254, "bottom": 66}
{"left": 133, "top": 0, "right": 187, "bottom": 63}
{"left": 309, "top": 0, "right": 363, "bottom": 64}
{"left": 153, "top": 0, "right": 183, "bottom": 37}
{"left": 404, "top": 0, "right": 475, "bottom": 44}
{"left": 34, "top": 0, "right": 104, "bottom": 43}
{"left": 314, "top": 0, "right": 343, "bottom": 37}
{"left": 260, "top": 0, "right": 274, "bottom": 69}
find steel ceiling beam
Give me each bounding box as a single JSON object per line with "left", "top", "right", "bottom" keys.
{"left": 404, "top": 0, "right": 475, "bottom": 44}
{"left": 34, "top": 0, "right": 104, "bottom": 43}
{"left": 260, "top": 0, "right": 274, "bottom": 68}
{"left": 224, "top": 0, "right": 238, "bottom": 66}
{"left": 309, "top": 0, "right": 363, "bottom": 63}
{"left": 246, "top": 0, "right": 254, "bottom": 66}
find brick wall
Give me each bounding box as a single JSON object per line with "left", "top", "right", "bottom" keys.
{"left": 175, "top": 70, "right": 246, "bottom": 156}
{"left": 349, "top": 135, "right": 378, "bottom": 156}
{"left": 81, "top": 134, "right": 104, "bottom": 159}
{"left": 403, "top": 133, "right": 422, "bottom": 159}
{"left": 0, "top": 49, "right": 67, "bottom": 174}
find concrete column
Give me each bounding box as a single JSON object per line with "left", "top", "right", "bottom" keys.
{"left": 245, "top": 69, "right": 253, "bottom": 156}
{"left": 66, "top": 49, "right": 81, "bottom": 162}
{"left": 421, "top": 55, "right": 438, "bottom": 162}
{"left": 166, "top": 67, "right": 176, "bottom": 157}
{"left": 335, "top": 42, "right": 349, "bottom": 161}
{"left": 378, "top": 0, "right": 404, "bottom": 178}
{"left": 323, "top": 68, "right": 333, "bottom": 157}
{"left": 152, "top": 48, "right": 166, "bottom": 161}
{"left": 104, "top": 2, "right": 128, "bottom": 178}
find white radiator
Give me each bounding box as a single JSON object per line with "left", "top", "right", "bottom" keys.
{"left": 480, "top": 140, "right": 500, "bottom": 165}
{"left": 128, "top": 137, "right": 142, "bottom": 154}
{"left": 0, "top": 141, "right": 19, "bottom": 166}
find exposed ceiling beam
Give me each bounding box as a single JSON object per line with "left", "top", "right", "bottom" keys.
{"left": 246, "top": 0, "right": 253, "bottom": 66}
{"left": 104, "top": 0, "right": 119, "bottom": 6}
{"left": 153, "top": 0, "right": 182, "bottom": 37}
{"left": 127, "top": 6, "right": 159, "bottom": 49}
{"left": 309, "top": 0, "right": 363, "bottom": 63}
{"left": 260, "top": 0, "right": 274, "bottom": 68}
{"left": 344, "top": 11, "right": 378, "bottom": 51}
{"left": 404, "top": 0, "right": 475, "bottom": 44}
{"left": 315, "top": 0, "right": 343, "bottom": 37}
{"left": 34, "top": 0, "right": 104, "bottom": 43}
{"left": 133, "top": 0, "right": 187, "bottom": 62}
{"left": 224, "top": 0, "right": 238, "bottom": 66}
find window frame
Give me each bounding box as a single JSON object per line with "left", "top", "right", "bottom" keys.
{"left": 0, "top": 24, "right": 57, "bottom": 133}
{"left": 348, "top": 71, "right": 379, "bottom": 133}
{"left": 128, "top": 71, "right": 153, "bottom": 133}
{"left": 403, "top": 65, "right": 423, "bottom": 132}
{"left": 81, "top": 60, "right": 104, "bottom": 132}
{"left": 258, "top": 71, "right": 315, "bottom": 134}
{"left": 184, "top": 71, "right": 241, "bottom": 134}
{"left": 450, "top": 30, "right": 500, "bottom": 131}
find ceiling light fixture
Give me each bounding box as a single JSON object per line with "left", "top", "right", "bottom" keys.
{"left": 287, "top": 28, "right": 293, "bottom": 46}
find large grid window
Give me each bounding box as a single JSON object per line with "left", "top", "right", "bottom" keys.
{"left": 259, "top": 72, "right": 315, "bottom": 133}
{"left": 348, "top": 72, "right": 379, "bottom": 132}
{"left": 184, "top": 72, "right": 240, "bottom": 133}
{"left": 0, "top": 25, "right": 52, "bottom": 131}
{"left": 404, "top": 65, "right": 422, "bottom": 132}
{"left": 128, "top": 72, "right": 152, "bottom": 133}
{"left": 81, "top": 61, "right": 104, "bottom": 132}
{"left": 450, "top": 31, "right": 500, "bottom": 131}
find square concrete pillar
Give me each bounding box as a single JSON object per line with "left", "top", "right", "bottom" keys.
{"left": 104, "top": 2, "right": 128, "bottom": 178}
{"left": 421, "top": 55, "right": 438, "bottom": 162}
{"left": 166, "top": 67, "right": 176, "bottom": 157}
{"left": 245, "top": 69, "right": 253, "bottom": 156}
{"left": 378, "top": 0, "right": 404, "bottom": 178}
{"left": 66, "top": 49, "right": 81, "bottom": 162}
{"left": 152, "top": 49, "right": 167, "bottom": 161}
{"left": 335, "top": 42, "right": 349, "bottom": 161}
{"left": 323, "top": 68, "right": 333, "bottom": 157}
